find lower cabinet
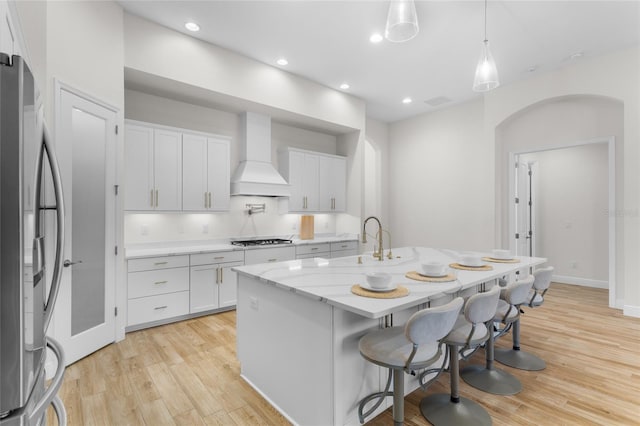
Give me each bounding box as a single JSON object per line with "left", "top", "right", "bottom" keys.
{"left": 330, "top": 240, "right": 359, "bottom": 258}
{"left": 190, "top": 258, "right": 243, "bottom": 313}
{"left": 295, "top": 242, "right": 330, "bottom": 259}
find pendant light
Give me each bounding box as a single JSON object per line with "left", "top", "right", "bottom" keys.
{"left": 473, "top": 0, "right": 500, "bottom": 92}
{"left": 385, "top": 0, "right": 419, "bottom": 42}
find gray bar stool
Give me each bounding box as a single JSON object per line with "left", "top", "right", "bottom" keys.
{"left": 461, "top": 275, "right": 534, "bottom": 395}
{"left": 495, "top": 266, "right": 554, "bottom": 371}
{"left": 357, "top": 297, "right": 464, "bottom": 425}
{"left": 420, "top": 285, "right": 500, "bottom": 426}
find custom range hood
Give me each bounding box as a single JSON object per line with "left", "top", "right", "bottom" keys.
{"left": 231, "top": 112, "right": 290, "bottom": 197}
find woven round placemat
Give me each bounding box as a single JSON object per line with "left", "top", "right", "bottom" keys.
{"left": 351, "top": 284, "right": 409, "bottom": 299}
{"left": 449, "top": 263, "right": 493, "bottom": 271}
{"left": 405, "top": 271, "right": 457, "bottom": 283}
{"left": 482, "top": 257, "right": 520, "bottom": 264}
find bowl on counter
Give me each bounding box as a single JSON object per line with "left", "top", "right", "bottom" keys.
{"left": 421, "top": 261, "right": 447, "bottom": 277}
{"left": 365, "top": 272, "right": 393, "bottom": 290}
{"left": 492, "top": 249, "right": 511, "bottom": 260}
{"left": 459, "top": 254, "right": 483, "bottom": 267}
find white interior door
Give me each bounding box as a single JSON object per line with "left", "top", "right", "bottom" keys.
{"left": 53, "top": 85, "right": 117, "bottom": 365}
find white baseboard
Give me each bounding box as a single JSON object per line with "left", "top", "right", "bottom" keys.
{"left": 623, "top": 305, "right": 640, "bottom": 318}
{"left": 552, "top": 275, "right": 607, "bottom": 289}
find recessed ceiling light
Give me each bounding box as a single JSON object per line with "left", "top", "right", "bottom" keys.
{"left": 276, "top": 58, "right": 289, "bottom": 66}
{"left": 185, "top": 22, "right": 200, "bottom": 32}
{"left": 370, "top": 33, "right": 383, "bottom": 43}
{"left": 340, "top": 83, "right": 350, "bottom": 90}
{"left": 402, "top": 97, "right": 412, "bottom": 104}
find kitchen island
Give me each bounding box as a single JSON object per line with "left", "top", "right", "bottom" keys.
{"left": 233, "top": 247, "right": 546, "bottom": 425}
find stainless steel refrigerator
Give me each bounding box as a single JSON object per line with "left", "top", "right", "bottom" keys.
{"left": 1, "top": 53, "right": 67, "bottom": 425}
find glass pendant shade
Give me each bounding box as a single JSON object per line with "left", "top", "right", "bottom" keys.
{"left": 385, "top": 0, "right": 419, "bottom": 42}
{"left": 473, "top": 40, "right": 500, "bottom": 92}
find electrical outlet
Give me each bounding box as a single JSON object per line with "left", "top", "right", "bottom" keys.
{"left": 250, "top": 296, "right": 259, "bottom": 310}
{"left": 141, "top": 224, "right": 148, "bottom": 236}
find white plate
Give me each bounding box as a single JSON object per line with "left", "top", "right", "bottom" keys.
{"left": 360, "top": 283, "right": 397, "bottom": 292}
{"left": 419, "top": 272, "right": 448, "bottom": 278}
{"left": 488, "top": 256, "right": 514, "bottom": 261}
{"left": 458, "top": 262, "right": 485, "bottom": 268}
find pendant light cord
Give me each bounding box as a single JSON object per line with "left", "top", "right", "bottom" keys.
{"left": 484, "top": 0, "right": 488, "bottom": 42}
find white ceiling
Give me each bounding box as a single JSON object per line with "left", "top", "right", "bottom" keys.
{"left": 118, "top": 0, "right": 640, "bottom": 123}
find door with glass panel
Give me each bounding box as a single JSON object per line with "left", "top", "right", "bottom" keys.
{"left": 53, "top": 85, "right": 117, "bottom": 365}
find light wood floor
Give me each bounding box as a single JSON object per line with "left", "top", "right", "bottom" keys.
{"left": 47, "top": 283, "right": 640, "bottom": 425}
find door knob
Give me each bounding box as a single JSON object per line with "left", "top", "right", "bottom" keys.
{"left": 63, "top": 259, "right": 82, "bottom": 267}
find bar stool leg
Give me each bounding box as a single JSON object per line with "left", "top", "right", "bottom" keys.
{"left": 392, "top": 369, "right": 404, "bottom": 426}
{"left": 495, "top": 318, "right": 546, "bottom": 371}
{"left": 460, "top": 321, "right": 522, "bottom": 395}
{"left": 420, "top": 344, "right": 492, "bottom": 426}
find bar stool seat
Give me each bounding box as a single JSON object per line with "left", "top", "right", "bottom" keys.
{"left": 357, "top": 297, "right": 464, "bottom": 425}
{"left": 461, "top": 276, "right": 534, "bottom": 395}
{"left": 420, "top": 286, "right": 501, "bottom": 426}
{"left": 495, "top": 267, "right": 553, "bottom": 371}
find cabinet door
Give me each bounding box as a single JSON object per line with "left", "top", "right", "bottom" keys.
{"left": 124, "top": 124, "right": 154, "bottom": 210}
{"left": 319, "top": 156, "right": 346, "bottom": 212}
{"left": 190, "top": 265, "right": 219, "bottom": 313}
{"left": 219, "top": 261, "right": 243, "bottom": 307}
{"left": 153, "top": 129, "right": 182, "bottom": 210}
{"left": 303, "top": 153, "right": 320, "bottom": 211}
{"left": 287, "top": 150, "right": 306, "bottom": 211}
{"left": 182, "top": 133, "right": 208, "bottom": 211}
{"left": 207, "top": 137, "right": 230, "bottom": 211}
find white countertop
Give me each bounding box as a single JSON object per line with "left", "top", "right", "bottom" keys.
{"left": 233, "top": 246, "right": 547, "bottom": 319}
{"left": 125, "top": 234, "right": 359, "bottom": 259}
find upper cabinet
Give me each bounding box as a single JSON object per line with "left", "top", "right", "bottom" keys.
{"left": 125, "top": 123, "right": 182, "bottom": 211}
{"left": 182, "top": 133, "right": 230, "bottom": 211}
{"left": 279, "top": 148, "right": 346, "bottom": 213}
{"left": 125, "top": 121, "right": 231, "bottom": 212}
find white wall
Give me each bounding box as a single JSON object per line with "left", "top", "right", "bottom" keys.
{"left": 389, "top": 98, "right": 493, "bottom": 251}
{"left": 124, "top": 89, "right": 346, "bottom": 244}
{"left": 520, "top": 144, "right": 609, "bottom": 284}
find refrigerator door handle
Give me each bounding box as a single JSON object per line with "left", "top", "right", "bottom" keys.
{"left": 27, "top": 336, "right": 67, "bottom": 424}
{"left": 40, "top": 124, "right": 66, "bottom": 332}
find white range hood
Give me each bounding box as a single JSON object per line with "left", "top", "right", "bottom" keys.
{"left": 231, "top": 112, "right": 290, "bottom": 197}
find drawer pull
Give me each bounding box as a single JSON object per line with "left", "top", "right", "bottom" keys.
{"left": 214, "top": 256, "right": 225, "bottom": 260}
{"left": 311, "top": 247, "right": 318, "bottom": 251}
{"left": 268, "top": 258, "right": 278, "bottom": 262}
{"left": 154, "top": 281, "right": 168, "bottom": 285}
{"left": 154, "top": 305, "right": 168, "bottom": 310}
{"left": 341, "top": 245, "right": 348, "bottom": 248}
{"left": 154, "top": 261, "right": 168, "bottom": 266}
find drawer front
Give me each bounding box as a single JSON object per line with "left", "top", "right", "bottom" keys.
{"left": 190, "top": 250, "right": 244, "bottom": 266}
{"left": 128, "top": 255, "right": 189, "bottom": 272}
{"left": 330, "top": 249, "right": 359, "bottom": 259}
{"left": 128, "top": 267, "right": 189, "bottom": 299}
{"left": 330, "top": 240, "right": 358, "bottom": 252}
{"left": 127, "top": 291, "right": 189, "bottom": 326}
{"left": 296, "top": 252, "right": 330, "bottom": 260}
{"left": 244, "top": 246, "right": 296, "bottom": 265}
{"left": 296, "top": 243, "right": 330, "bottom": 256}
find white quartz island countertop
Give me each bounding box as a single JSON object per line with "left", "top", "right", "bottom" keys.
{"left": 232, "top": 246, "right": 547, "bottom": 319}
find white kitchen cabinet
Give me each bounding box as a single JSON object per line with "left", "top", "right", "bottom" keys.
{"left": 279, "top": 148, "right": 346, "bottom": 213}
{"left": 190, "top": 250, "right": 244, "bottom": 312}
{"left": 296, "top": 242, "right": 330, "bottom": 259}
{"left": 244, "top": 246, "right": 296, "bottom": 265}
{"left": 126, "top": 255, "right": 190, "bottom": 328}
{"left": 319, "top": 155, "right": 346, "bottom": 212}
{"left": 124, "top": 122, "right": 182, "bottom": 211}
{"left": 330, "top": 240, "right": 359, "bottom": 258}
{"left": 182, "top": 133, "right": 230, "bottom": 211}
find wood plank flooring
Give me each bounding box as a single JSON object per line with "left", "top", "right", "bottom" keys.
{"left": 47, "top": 283, "right": 640, "bottom": 425}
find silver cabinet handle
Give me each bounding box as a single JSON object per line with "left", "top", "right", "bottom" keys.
{"left": 220, "top": 267, "right": 224, "bottom": 282}
{"left": 155, "top": 189, "right": 159, "bottom": 207}
{"left": 216, "top": 267, "right": 221, "bottom": 284}
{"left": 208, "top": 192, "right": 212, "bottom": 208}
{"left": 214, "top": 256, "right": 225, "bottom": 260}
{"left": 153, "top": 261, "right": 168, "bottom": 266}
{"left": 63, "top": 259, "right": 82, "bottom": 268}
{"left": 154, "top": 305, "right": 168, "bottom": 310}
{"left": 204, "top": 192, "right": 208, "bottom": 208}
{"left": 311, "top": 247, "right": 318, "bottom": 251}
{"left": 154, "top": 280, "right": 168, "bottom": 285}
{"left": 268, "top": 258, "right": 278, "bottom": 262}
{"left": 150, "top": 189, "right": 154, "bottom": 207}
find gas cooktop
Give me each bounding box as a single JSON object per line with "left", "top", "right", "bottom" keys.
{"left": 231, "top": 238, "right": 293, "bottom": 247}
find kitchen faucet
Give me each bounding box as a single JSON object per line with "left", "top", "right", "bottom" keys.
{"left": 362, "top": 216, "right": 384, "bottom": 261}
